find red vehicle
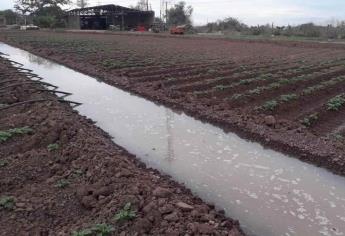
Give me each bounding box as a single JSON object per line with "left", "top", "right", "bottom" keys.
{"left": 136, "top": 25, "right": 147, "bottom": 32}
{"left": 170, "top": 25, "right": 186, "bottom": 35}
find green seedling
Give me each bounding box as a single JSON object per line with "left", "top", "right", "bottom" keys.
{"left": 0, "top": 127, "right": 33, "bottom": 143}
{"left": 262, "top": 100, "right": 278, "bottom": 111}
{"left": 55, "top": 179, "right": 70, "bottom": 189}
{"left": 114, "top": 203, "right": 136, "bottom": 222}
{"left": 301, "top": 113, "right": 319, "bottom": 127}
{"left": 193, "top": 90, "right": 208, "bottom": 95}
{"left": 0, "top": 160, "right": 9, "bottom": 167}
{"left": 268, "top": 82, "right": 281, "bottom": 89}
{"left": 231, "top": 93, "right": 244, "bottom": 100}
{"left": 238, "top": 79, "right": 251, "bottom": 85}
{"left": 73, "top": 169, "right": 84, "bottom": 177}
{"left": 72, "top": 224, "right": 114, "bottom": 236}
{"left": 214, "top": 85, "right": 228, "bottom": 91}
{"left": 248, "top": 88, "right": 261, "bottom": 95}
{"left": 91, "top": 224, "right": 115, "bottom": 236}
{"left": 0, "top": 196, "right": 15, "bottom": 210}
{"left": 47, "top": 143, "right": 59, "bottom": 152}
{"left": 331, "top": 133, "right": 344, "bottom": 141}
{"left": 327, "top": 94, "right": 345, "bottom": 111}
{"left": 207, "top": 69, "right": 216, "bottom": 74}
{"left": 71, "top": 229, "right": 92, "bottom": 236}
{"left": 280, "top": 93, "right": 298, "bottom": 102}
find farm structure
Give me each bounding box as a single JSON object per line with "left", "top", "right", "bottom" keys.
{"left": 66, "top": 4, "right": 154, "bottom": 30}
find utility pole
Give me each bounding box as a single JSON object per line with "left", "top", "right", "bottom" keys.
{"left": 160, "top": 0, "right": 164, "bottom": 21}
{"left": 121, "top": 10, "right": 124, "bottom": 31}
{"left": 76, "top": 0, "right": 87, "bottom": 8}
{"left": 160, "top": 0, "right": 169, "bottom": 23}
{"left": 166, "top": 1, "right": 168, "bottom": 24}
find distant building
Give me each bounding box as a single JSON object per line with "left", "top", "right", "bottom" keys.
{"left": 67, "top": 4, "right": 154, "bottom": 30}
{"left": 0, "top": 16, "right": 6, "bottom": 27}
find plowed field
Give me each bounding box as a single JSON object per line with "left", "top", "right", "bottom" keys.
{"left": 1, "top": 30, "right": 345, "bottom": 175}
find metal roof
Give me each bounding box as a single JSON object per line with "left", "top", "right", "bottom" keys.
{"left": 68, "top": 4, "right": 153, "bottom": 15}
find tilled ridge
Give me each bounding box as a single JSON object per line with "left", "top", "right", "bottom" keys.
{"left": 0, "top": 57, "right": 244, "bottom": 235}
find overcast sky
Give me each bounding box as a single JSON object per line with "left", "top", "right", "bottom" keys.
{"left": 1, "top": 0, "right": 344, "bottom": 26}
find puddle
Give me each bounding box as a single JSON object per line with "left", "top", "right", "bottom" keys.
{"left": 1, "top": 43, "right": 345, "bottom": 236}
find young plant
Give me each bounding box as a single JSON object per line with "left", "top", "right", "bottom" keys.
{"left": 0, "top": 196, "right": 15, "bottom": 210}
{"left": 331, "top": 133, "right": 344, "bottom": 141}
{"left": 214, "top": 85, "right": 228, "bottom": 91}
{"left": 71, "top": 229, "right": 92, "bottom": 236}
{"left": 207, "top": 69, "right": 216, "bottom": 74}
{"left": 327, "top": 94, "right": 345, "bottom": 111}
{"left": 262, "top": 100, "right": 278, "bottom": 111}
{"left": 72, "top": 224, "right": 114, "bottom": 236}
{"left": 231, "top": 93, "right": 244, "bottom": 100}
{"left": 73, "top": 169, "right": 84, "bottom": 177}
{"left": 47, "top": 143, "right": 59, "bottom": 152}
{"left": 0, "top": 160, "right": 9, "bottom": 167}
{"left": 0, "top": 127, "right": 33, "bottom": 143}
{"left": 114, "top": 203, "right": 136, "bottom": 222}
{"left": 300, "top": 113, "right": 319, "bottom": 127}
{"left": 248, "top": 88, "right": 261, "bottom": 95}
{"left": 280, "top": 93, "right": 298, "bottom": 102}
{"left": 54, "top": 179, "right": 70, "bottom": 189}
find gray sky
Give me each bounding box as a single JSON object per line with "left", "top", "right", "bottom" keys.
{"left": 1, "top": 0, "right": 345, "bottom": 26}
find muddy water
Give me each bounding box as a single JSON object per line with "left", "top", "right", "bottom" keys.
{"left": 1, "top": 43, "right": 345, "bottom": 236}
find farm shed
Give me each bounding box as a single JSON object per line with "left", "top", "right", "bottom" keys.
{"left": 67, "top": 4, "right": 154, "bottom": 30}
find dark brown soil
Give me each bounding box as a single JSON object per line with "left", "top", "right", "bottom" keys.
{"left": 0, "top": 57, "right": 243, "bottom": 235}
{"left": 0, "top": 30, "right": 344, "bottom": 177}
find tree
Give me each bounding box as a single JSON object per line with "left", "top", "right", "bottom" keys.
{"left": 33, "top": 5, "right": 66, "bottom": 27}
{"left": 298, "top": 23, "right": 321, "bottom": 37}
{"left": 76, "top": 0, "right": 87, "bottom": 8}
{"left": 0, "top": 10, "right": 19, "bottom": 25}
{"left": 205, "top": 17, "right": 247, "bottom": 33}
{"left": 14, "top": 0, "right": 71, "bottom": 15}
{"left": 167, "top": 1, "right": 193, "bottom": 26}
{"left": 131, "top": 0, "right": 149, "bottom": 11}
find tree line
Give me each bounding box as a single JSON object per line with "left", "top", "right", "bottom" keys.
{"left": 196, "top": 17, "right": 345, "bottom": 39}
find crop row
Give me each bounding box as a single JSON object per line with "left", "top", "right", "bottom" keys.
{"left": 228, "top": 66, "right": 345, "bottom": 103}
{"left": 258, "top": 76, "right": 345, "bottom": 111}
{"left": 172, "top": 57, "right": 345, "bottom": 97}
